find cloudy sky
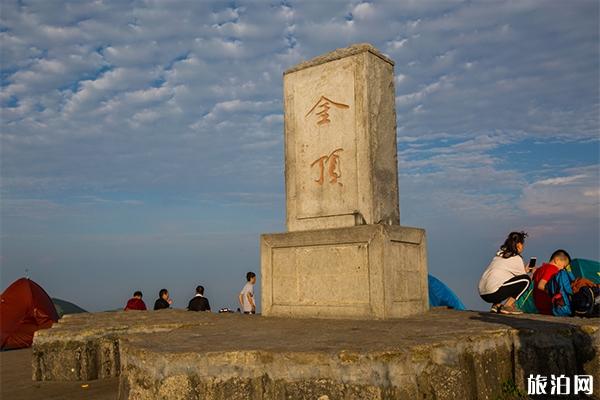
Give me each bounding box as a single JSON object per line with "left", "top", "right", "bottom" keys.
{"left": 1, "top": 0, "right": 598, "bottom": 312}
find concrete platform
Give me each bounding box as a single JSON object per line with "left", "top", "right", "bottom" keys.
{"left": 33, "top": 309, "right": 599, "bottom": 399}
{"left": 1, "top": 348, "right": 118, "bottom": 400}
{"left": 33, "top": 309, "right": 216, "bottom": 381}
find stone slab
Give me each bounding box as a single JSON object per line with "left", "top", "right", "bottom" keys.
{"left": 284, "top": 43, "right": 399, "bottom": 231}
{"left": 32, "top": 309, "right": 215, "bottom": 381}
{"left": 33, "top": 310, "right": 600, "bottom": 399}
{"left": 261, "top": 224, "right": 428, "bottom": 319}
{"left": 1, "top": 348, "right": 118, "bottom": 400}
{"left": 114, "top": 310, "right": 598, "bottom": 400}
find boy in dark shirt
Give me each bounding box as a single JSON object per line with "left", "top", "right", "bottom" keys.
{"left": 187, "top": 285, "right": 211, "bottom": 312}
{"left": 533, "top": 250, "right": 571, "bottom": 315}
{"left": 153, "top": 288, "right": 173, "bottom": 310}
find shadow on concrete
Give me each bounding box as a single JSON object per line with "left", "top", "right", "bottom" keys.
{"left": 470, "top": 312, "right": 597, "bottom": 399}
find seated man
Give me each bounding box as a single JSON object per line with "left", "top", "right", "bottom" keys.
{"left": 124, "top": 290, "right": 147, "bottom": 311}
{"left": 533, "top": 249, "right": 571, "bottom": 315}
{"left": 153, "top": 288, "right": 173, "bottom": 310}
{"left": 188, "top": 285, "right": 211, "bottom": 312}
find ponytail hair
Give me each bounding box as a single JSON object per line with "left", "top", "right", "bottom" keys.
{"left": 498, "top": 231, "right": 527, "bottom": 259}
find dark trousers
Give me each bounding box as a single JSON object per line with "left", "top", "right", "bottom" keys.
{"left": 481, "top": 274, "right": 531, "bottom": 304}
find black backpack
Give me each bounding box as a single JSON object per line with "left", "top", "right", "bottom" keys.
{"left": 572, "top": 286, "right": 600, "bottom": 317}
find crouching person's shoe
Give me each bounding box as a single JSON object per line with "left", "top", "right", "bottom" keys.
{"left": 499, "top": 305, "right": 523, "bottom": 315}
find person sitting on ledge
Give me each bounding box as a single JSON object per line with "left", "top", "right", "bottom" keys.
{"left": 124, "top": 290, "right": 147, "bottom": 311}
{"left": 533, "top": 249, "right": 571, "bottom": 315}
{"left": 478, "top": 231, "right": 532, "bottom": 315}
{"left": 187, "top": 285, "right": 211, "bottom": 312}
{"left": 153, "top": 288, "right": 173, "bottom": 310}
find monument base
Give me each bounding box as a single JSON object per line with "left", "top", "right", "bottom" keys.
{"left": 31, "top": 310, "right": 600, "bottom": 399}
{"left": 260, "top": 224, "right": 428, "bottom": 319}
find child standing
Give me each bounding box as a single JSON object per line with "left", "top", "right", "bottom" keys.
{"left": 239, "top": 272, "right": 256, "bottom": 314}
{"left": 533, "top": 249, "right": 571, "bottom": 315}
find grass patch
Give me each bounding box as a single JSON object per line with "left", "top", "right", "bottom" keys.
{"left": 494, "top": 380, "right": 528, "bottom": 400}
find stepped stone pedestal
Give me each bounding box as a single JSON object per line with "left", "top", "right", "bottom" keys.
{"left": 261, "top": 225, "right": 427, "bottom": 319}
{"left": 261, "top": 44, "right": 428, "bottom": 319}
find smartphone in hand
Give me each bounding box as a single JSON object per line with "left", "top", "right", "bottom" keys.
{"left": 527, "top": 257, "right": 537, "bottom": 272}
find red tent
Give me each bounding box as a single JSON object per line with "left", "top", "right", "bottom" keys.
{"left": 1, "top": 278, "right": 59, "bottom": 350}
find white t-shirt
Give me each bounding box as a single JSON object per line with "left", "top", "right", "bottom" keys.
{"left": 478, "top": 254, "right": 526, "bottom": 295}
{"left": 240, "top": 282, "right": 254, "bottom": 312}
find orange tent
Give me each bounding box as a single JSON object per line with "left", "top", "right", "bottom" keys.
{"left": 1, "top": 278, "right": 59, "bottom": 350}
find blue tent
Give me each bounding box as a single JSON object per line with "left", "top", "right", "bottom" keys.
{"left": 570, "top": 258, "right": 600, "bottom": 284}
{"left": 428, "top": 274, "right": 466, "bottom": 310}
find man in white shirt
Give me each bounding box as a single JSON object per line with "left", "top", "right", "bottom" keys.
{"left": 239, "top": 271, "right": 256, "bottom": 314}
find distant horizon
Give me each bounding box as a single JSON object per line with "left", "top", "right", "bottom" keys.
{"left": 1, "top": 1, "right": 598, "bottom": 314}
{"left": 5, "top": 254, "right": 599, "bottom": 314}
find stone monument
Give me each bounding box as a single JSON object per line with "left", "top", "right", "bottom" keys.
{"left": 261, "top": 43, "right": 428, "bottom": 319}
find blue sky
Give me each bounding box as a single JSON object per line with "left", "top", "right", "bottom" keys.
{"left": 1, "top": 0, "right": 598, "bottom": 312}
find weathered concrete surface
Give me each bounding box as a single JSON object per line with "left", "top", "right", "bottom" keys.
{"left": 261, "top": 225, "right": 428, "bottom": 319}
{"left": 284, "top": 43, "right": 394, "bottom": 75}
{"left": 118, "top": 310, "right": 599, "bottom": 399}
{"left": 33, "top": 309, "right": 599, "bottom": 399}
{"left": 1, "top": 348, "right": 118, "bottom": 400}
{"left": 32, "top": 309, "right": 214, "bottom": 381}
{"left": 284, "top": 43, "right": 399, "bottom": 231}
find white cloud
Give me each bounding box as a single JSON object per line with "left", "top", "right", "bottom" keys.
{"left": 534, "top": 175, "right": 587, "bottom": 186}
{"left": 352, "top": 2, "right": 375, "bottom": 20}
{"left": 396, "top": 75, "right": 455, "bottom": 106}
{"left": 1, "top": 0, "right": 597, "bottom": 212}
{"left": 520, "top": 166, "right": 599, "bottom": 217}
{"left": 395, "top": 74, "right": 407, "bottom": 85}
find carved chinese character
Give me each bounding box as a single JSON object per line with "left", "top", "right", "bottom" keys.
{"left": 305, "top": 96, "right": 349, "bottom": 126}
{"left": 310, "top": 148, "right": 343, "bottom": 186}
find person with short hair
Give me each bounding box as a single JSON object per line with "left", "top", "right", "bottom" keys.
{"left": 239, "top": 272, "right": 256, "bottom": 314}
{"left": 188, "top": 285, "right": 211, "bottom": 312}
{"left": 153, "top": 288, "right": 172, "bottom": 310}
{"left": 478, "top": 231, "right": 532, "bottom": 314}
{"left": 533, "top": 249, "right": 571, "bottom": 315}
{"left": 124, "top": 290, "right": 147, "bottom": 311}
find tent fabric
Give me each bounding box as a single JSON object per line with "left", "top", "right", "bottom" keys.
{"left": 514, "top": 284, "right": 539, "bottom": 314}
{"left": 570, "top": 259, "right": 600, "bottom": 284}
{"left": 428, "top": 274, "right": 466, "bottom": 310}
{"left": 1, "top": 278, "right": 59, "bottom": 350}
{"left": 52, "top": 297, "right": 87, "bottom": 318}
